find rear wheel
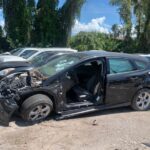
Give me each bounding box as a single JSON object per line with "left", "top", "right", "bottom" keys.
{"left": 21, "top": 94, "right": 53, "bottom": 122}
{"left": 132, "top": 89, "right": 150, "bottom": 111}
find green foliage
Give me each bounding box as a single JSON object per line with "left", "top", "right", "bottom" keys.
{"left": 110, "top": 0, "right": 150, "bottom": 52}
{"left": 33, "top": 0, "right": 85, "bottom": 47}
{"left": 69, "top": 32, "right": 146, "bottom": 53}
{"left": 1, "top": 0, "right": 85, "bottom": 49}
{"left": 3, "top": 0, "right": 30, "bottom": 46}
{"left": 60, "top": 0, "right": 85, "bottom": 46}
{"left": 69, "top": 32, "right": 122, "bottom": 52}
{"left": 110, "top": 0, "right": 132, "bottom": 40}
{"left": 33, "top": 0, "right": 59, "bottom": 46}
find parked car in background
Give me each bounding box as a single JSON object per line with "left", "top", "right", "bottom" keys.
{"left": 10, "top": 47, "right": 77, "bottom": 60}
{"left": 0, "top": 50, "right": 76, "bottom": 79}
{"left": 0, "top": 55, "right": 30, "bottom": 79}
{"left": 0, "top": 54, "right": 26, "bottom": 62}
{"left": 30, "top": 50, "right": 75, "bottom": 67}
{"left": 0, "top": 51, "right": 150, "bottom": 126}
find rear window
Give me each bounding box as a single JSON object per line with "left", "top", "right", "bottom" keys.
{"left": 30, "top": 51, "right": 56, "bottom": 67}
{"left": 20, "top": 50, "right": 37, "bottom": 59}
{"left": 134, "top": 60, "right": 147, "bottom": 70}
{"left": 12, "top": 48, "right": 23, "bottom": 56}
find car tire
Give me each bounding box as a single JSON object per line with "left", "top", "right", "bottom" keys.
{"left": 21, "top": 94, "right": 53, "bottom": 122}
{"left": 132, "top": 88, "right": 150, "bottom": 111}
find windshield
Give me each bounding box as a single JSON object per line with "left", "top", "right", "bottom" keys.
{"left": 20, "top": 50, "right": 38, "bottom": 59}
{"left": 30, "top": 51, "right": 56, "bottom": 67}
{"left": 38, "top": 54, "right": 82, "bottom": 77}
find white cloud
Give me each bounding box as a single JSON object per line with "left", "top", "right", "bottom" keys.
{"left": 72, "top": 17, "right": 110, "bottom": 35}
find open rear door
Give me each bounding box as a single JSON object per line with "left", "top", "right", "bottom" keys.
{"left": 0, "top": 98, "right": 18, "bottom": 126}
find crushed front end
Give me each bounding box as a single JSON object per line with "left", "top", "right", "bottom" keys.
{"left": 0, "top": 69, "right": 44, "bottom": 126}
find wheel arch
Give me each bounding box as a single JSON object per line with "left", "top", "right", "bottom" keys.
{"left": 19, "top": 90, "right": 57, "bottom": 112}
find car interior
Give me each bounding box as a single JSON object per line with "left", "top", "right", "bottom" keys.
{"left": 65, "top": 60, "right": 104, "bottom": 106}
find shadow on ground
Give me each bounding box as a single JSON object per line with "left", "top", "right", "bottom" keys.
{"left": 6, "top": 106, "right": 135, "bottom": 127}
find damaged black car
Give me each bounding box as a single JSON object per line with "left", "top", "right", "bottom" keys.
{"left": 0, "top": 51, "right": 150, "bottom": 126}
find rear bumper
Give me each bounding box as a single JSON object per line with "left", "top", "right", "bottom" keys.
{"left": 0, "top": 98, "right": 18, "bottom": 126}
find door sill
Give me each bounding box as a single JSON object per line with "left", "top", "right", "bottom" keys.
{"left": 66, "top": 101, "right": 94, "bottom": 109}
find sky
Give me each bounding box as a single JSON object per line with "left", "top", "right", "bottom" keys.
{"left": 0, "top": 0, "right": 120, "bottom": 35}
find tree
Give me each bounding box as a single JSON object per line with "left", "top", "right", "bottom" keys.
{"left": 111, "top": 24, "right": 120, "bottom": 38}
{"left": 69, "top": 32, "right": 122, "bottom": 51}
{"left": 33, "top": 0, "right": 85, "bottom": 47}
{"left": 132, "top": 0, "right": 143, "bottom": 39}
{"left": 0, "top": 0, "right": 2, "bottom": 7}
{"left": 33, "top": 0, "right": 59, "bottom": 47}
{"left": 140, "top": 0, "right": 150, "bottom": 51}
{"left": 132, "top": 0, "right": 150, "bottom": 51}
{"left": 0, "top": 0, "right": 85, "bottom": 48}
{"left": 3, "top": 0, "right": 30, "bottom": 46}
{"left": 110, "top": 0, "right": 132, "bottom": 40}
{"left": 59, "top": 0, "right": 85, "bottom": 46}
{"left": 27, "top": 0, "right": 36, "bottom": 45}
{"left": 0, "top": 26, "right": 3, "bottom": 37}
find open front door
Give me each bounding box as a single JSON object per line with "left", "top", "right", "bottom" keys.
{"left": 60, "top": 58, "right": 105, "bottom": 109}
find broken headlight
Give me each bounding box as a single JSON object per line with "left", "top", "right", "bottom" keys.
{"left": 0, "top": 68, "right": 15, "bottom": 76}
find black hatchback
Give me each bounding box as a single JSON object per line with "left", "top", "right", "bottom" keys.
{"left": 0, "top": 51, "right": 150, "bottom": 126}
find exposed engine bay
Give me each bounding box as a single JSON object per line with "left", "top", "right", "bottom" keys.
{"left": 0, "top": 70, "right": 46, "bottom": 98}
{"left": 0, "top": 69, "right": 47, "bottom": 126}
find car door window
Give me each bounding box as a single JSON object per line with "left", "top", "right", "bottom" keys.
{"left": 134, "top": 60, "right": 147, "bottom": 70}
{"left": 109, "top": 58, "right": 135, "bottom": 74}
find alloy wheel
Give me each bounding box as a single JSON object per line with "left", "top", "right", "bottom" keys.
{"left": 136, "top": 91, "right": 150, "bottom": 110}
{"left": 29, "top": 104, "right": 51, "bottom": 121}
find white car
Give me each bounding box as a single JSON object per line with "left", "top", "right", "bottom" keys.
{"left": 11, "top": 47, "right": 77, "bottom": 60}
{"left": 0, "top": 55, "right": 27, "bottom": 62}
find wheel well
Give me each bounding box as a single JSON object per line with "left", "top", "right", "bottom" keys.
{"left": 19, "top": 91, "right": 56, "bottom": 111}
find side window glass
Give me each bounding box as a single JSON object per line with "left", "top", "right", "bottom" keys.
{"left": 109, "top": 58, "right": 135, "bottom": 74}
{"left": 134, "top": 60, "right": 147, "bottom": 70}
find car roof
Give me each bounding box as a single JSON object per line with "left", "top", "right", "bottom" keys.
{"left": 68, "top": 51, "right": 149, "bottom": 62}
{"left": 139, "top": 54, "right": 150, "bottom": 57}
{"left": 19, "top": 47, "right": 77, "bottom": 52}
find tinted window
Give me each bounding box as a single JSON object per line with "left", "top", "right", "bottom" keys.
{"left": 20, "top": 50, "right": 37, "bottom": 59}
{"left": 109, "top": 58, "right": 135, "bottom": 74}
{"left": 135, "top": 60, "right": 147, "bottom": 70}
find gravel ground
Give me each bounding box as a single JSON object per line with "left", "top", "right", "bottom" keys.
{"left": 0, "top": 107, "right": 150, "bottom": 150}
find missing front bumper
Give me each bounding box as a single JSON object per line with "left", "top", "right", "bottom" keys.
{"left": 0, "top": 98, "right": 18, "bottom": 126}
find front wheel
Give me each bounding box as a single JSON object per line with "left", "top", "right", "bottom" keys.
{"left": 21, "top": 94, "right": 53, "bottom": 122}
{"left": 132, "top": 89, "right": 150, "bottom": 111}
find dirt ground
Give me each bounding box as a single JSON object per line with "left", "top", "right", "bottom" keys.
{"left": 0, "top": 107, "right": 150, "bottom": 150}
